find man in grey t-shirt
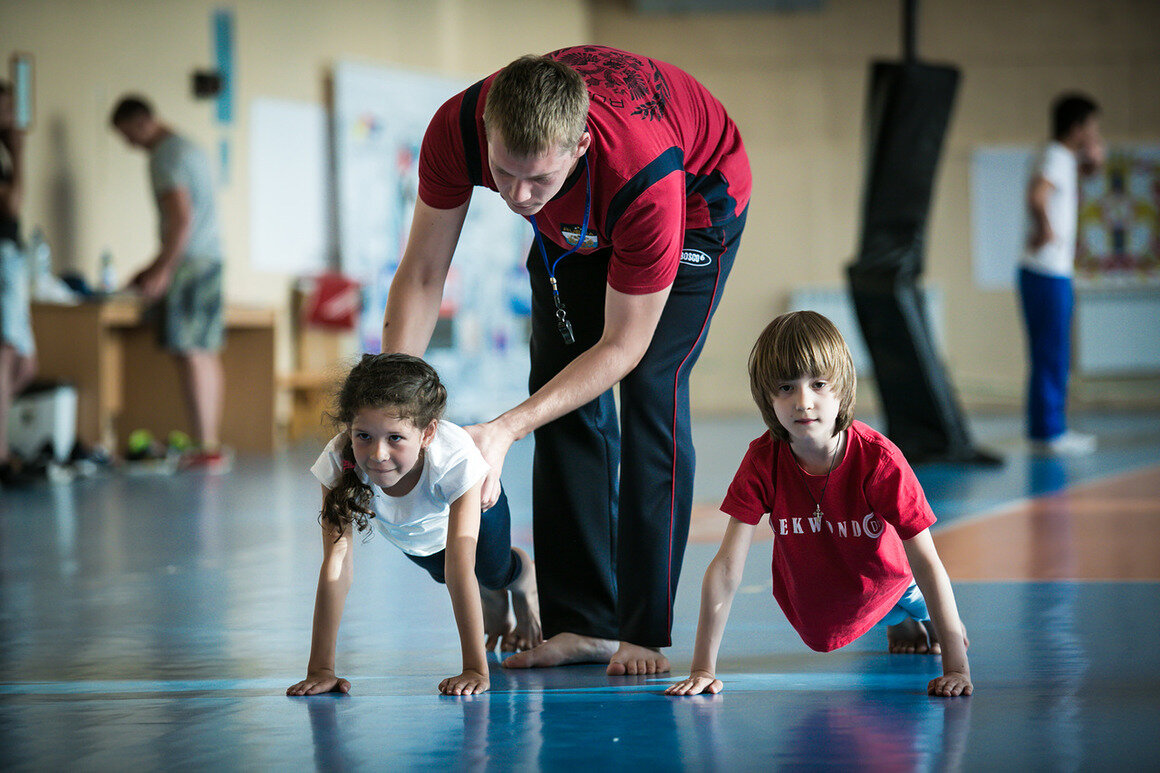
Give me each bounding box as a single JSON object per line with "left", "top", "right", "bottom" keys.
{"left": 111, "top": 95, "right": 227, "bottom": 471}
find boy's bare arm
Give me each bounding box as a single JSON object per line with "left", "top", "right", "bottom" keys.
{"left": 667, "top": 516, "right": 757, "bottom": 696}
{"left": 441, "top": 482, "right": 490, "bottom": 695}
{"left": 904, "top": 529, "right": 973, "bottom": 697}
{"left": 288, "top": 487, "right": 355, "bottom": 696}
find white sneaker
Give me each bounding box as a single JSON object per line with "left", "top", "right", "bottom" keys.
{"left": 1030, "top": 431, "right": 1097, "bottom": 456}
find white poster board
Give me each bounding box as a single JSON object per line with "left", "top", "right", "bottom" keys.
{"left": 970, "top": 146, "right": 1034, "bottom": 291}
{"left": 332, "top": 61, "right": 531, "bottom": 422}
{"left": 248, "top": 98, "right": 329, "bottom": 274}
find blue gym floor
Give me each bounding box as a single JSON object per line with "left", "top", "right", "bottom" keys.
{"left": 2, "top": 411, "right": 1158, "bottom": 771}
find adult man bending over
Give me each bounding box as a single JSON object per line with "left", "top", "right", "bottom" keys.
{"left": 383, "top": 47, "right": 751, "bottom": 675}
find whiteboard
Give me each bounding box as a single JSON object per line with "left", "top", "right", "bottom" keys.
{"left": 331, "top": 61, "right": 531, "bottom": 423}
{"left": 1076, "top": 290, "right": 1160, "bottom": 375}
{"left": 970, "top": 146, "right": 1035, "bottom": 291}
{"left": 248, "top": 98, "right": 329, "bottom": 274}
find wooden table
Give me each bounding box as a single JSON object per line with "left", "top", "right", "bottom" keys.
{"left": 30, "top": 298, "right": 278, "bottom": 454}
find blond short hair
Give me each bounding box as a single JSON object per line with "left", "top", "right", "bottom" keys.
{"left": 483, "top": 54, "right": 589, "bottom": 157}
{"left": 748, "top": 311, "right": 857, "bottom": 442}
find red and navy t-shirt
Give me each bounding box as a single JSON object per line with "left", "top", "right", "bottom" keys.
{"left": 417, "top": 45, "right": 751, "bottom": 295}
{"left": 720, "top": 421, "right": 937, "bottom": 652}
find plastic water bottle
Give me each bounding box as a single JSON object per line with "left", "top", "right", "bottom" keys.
{"left": 29, "top": 227, "right": 50, "bottom": 278}
{"left": 28, "top": 227, "right": 52, "bottom": 299}
{"left": 25, "top": 227, "right": 78, "bottom": 304}
{"left": 99, "top": 249, "right": 116, "bottom": 293}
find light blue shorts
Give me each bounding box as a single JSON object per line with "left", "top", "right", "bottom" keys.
{"left": 877, "top": 581, "right": 930, "bottom": 626}
{"left": 0, "top": 239, "right": 36, "bottom": 357}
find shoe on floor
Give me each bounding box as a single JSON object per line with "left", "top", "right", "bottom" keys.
{"left": 1030, "top": 431, "right": 1097, "bottom": 456}
{"left": 180, "top": 447, "right": 234, "bottom": 474}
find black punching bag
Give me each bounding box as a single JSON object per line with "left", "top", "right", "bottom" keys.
{"left": 847, "top": 60, "right": 999, "bottom": 465}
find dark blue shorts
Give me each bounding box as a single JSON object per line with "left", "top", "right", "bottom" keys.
{"left": 404, "top": 487, "right": 521, "bottom": 590}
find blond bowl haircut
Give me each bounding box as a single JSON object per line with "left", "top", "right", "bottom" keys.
{"left": 748, "top": 311, "right": 857, "bottom": 443}
{"left": 482, "top": 54, "right": 589, "bottom": 158}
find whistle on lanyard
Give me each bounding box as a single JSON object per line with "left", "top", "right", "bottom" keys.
{"left": 532, "top": 155, "right": 591, "bottom": 347}
{"left": 556, "top": 309, "right": 575, "bottom": 345}
{"left": 549, "top": 277, "right": 576, "bottom": 345}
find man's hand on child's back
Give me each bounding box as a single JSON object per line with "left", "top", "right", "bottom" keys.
{"left": 928, "top": 672, "right": 972, "bottom": 697}
{"left": 286, "top": 670, "right": 351, "bottom": 696}
{"left": 665, "top": 670, "right": 723, "bottom": 696}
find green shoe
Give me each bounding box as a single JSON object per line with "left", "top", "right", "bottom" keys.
{"left": 126, "top": 429, "right": 156, "bottom": 461}
{"left": 167, "top": 430, "right": 194, "bottom": 453}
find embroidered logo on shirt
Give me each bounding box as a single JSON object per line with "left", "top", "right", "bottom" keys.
{"left": 680, "top": 249, "right": 712, "bottom": 267}
{"left": 561, "top": 225, "right": 600, "bottom": 249}
{"left": 774, "top": 511, "right": 885, "bottom": 540}
{"left": 555, "top": 47, "right": 671, "bottom": 122}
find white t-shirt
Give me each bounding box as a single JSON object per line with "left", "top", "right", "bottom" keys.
{"left": 1021, "top": 141, "right": 1078, "bottom": 278}
{"left": 310, "top": 420, "right": 489, "bottom": 556}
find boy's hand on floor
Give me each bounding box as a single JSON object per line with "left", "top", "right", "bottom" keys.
{"left": 928, "top": 672, "right": 972, "bottom": 697}
{"left": 665, "top": 671, "right": 723, "bottom": 696}
{"left": 440, "top": 669, "right": 490, "bottom": 696}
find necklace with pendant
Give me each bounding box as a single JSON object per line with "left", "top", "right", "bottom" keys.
{"left": 793, "top": 434, "right": 842, "bottom": 519}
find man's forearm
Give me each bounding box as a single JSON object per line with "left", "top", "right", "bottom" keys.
{"left": 154, "top": 219, "right": 191, "bottom": 270}
{"left": 493, "top": 337, "right": 642, "bottom": 442}
{"left": 382, "top": 269, "right": 443, "bottom": 355}
{"left": 491, "top": 283, "right": 669, "bottom": 441}
{"left": 382, "top": 198, "right": 469, "bottom": 354}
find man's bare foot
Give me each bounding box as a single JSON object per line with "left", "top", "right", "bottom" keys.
{"left": 888, "top": 618, "right": 941, "bottom": 654}
{"left": 480, "top": 586, "right": 515, "bottom": 652}
{"left": 607, "top": 642, "right": 671, "bottom": 676}
{"left": 501, "top": 632, "right": 618, "bottom": 669}
{"left": 502, "top": 547, "right": 543, "bottom": 652}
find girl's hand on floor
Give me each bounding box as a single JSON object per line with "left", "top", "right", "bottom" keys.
{"left": 286, "top": 671, "right": 351, "bottom": 696}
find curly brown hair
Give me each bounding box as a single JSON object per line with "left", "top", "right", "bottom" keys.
{"left": 320, "top": 353, "right": 447, "bottom": 539}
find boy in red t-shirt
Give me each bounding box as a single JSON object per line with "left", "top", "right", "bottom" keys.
{"left": 667, "top": 311, "right": 972, "bottom": 698}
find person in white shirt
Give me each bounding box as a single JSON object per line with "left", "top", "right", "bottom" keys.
{"left": 286, "top": 354, "right": 541, "bottom": 696}
{"left": 1019, "top": 93, "right": 1103, "bottom": 456}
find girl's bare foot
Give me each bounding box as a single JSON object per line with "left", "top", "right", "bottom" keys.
{"left": 503, "top": 547, "right": 542, "bottom": 652}
{"left": 480, "top": 586, "right": 515, "bottom": 652}
{"left": 501, "top": 632, "right": 618, "bottom": 668}
{"left": 888, "top": 617, "right": 941, "bottom": 654}
{"left": 607, "top": 642, "right": 670, "bottom": 676}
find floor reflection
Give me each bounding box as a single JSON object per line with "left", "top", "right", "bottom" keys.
{"left": 2, "top": 415, "right": 1159, "bottom": 769}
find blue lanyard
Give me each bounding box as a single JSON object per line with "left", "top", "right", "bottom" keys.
{"left": 529, "top": 155, "right": 590, "bottom": 345}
